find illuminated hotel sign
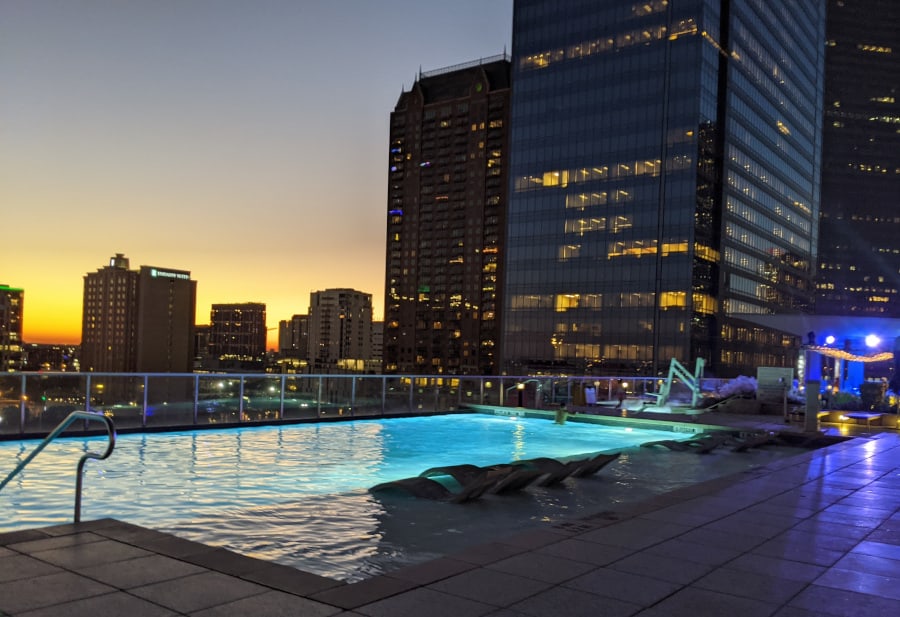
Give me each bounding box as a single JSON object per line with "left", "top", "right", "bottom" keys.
{"left": 149, "top": 268, "right": 190, "bottom": 281}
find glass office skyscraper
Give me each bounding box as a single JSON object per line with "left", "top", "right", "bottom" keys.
{"left": 502, "top": 0, "right": 825, "bottom": 377}
{"left": 817, "top": 0, "right": 900, "bottom": 317}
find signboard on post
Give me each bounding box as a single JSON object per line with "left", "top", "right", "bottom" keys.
{"left": 756, "top": 367, "right": 794, "bottom": 403}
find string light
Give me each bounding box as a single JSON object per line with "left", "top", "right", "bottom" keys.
{"left": 806, "top": 345, "right": 893, "bottom": 363}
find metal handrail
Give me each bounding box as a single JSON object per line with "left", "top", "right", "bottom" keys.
{"left": 0, "top": 411, "right": 116, "bottom": 522}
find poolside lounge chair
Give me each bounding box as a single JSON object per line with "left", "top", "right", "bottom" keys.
{"left": 569, "top": 452, "right": 621, "bottom": 477}
{"left": 419, "top": 463, "right": 489, "bottom": 486}
{"left": 641, "top": 433, "right": 734, "bottom": 454}
{"left": 731, "top": 432, "right": 779, "bottom": 452}
{"left": 369, "top": 473, "right": 497, "bottom": 503}
{"left": 512, "top": 457, "right": 587, "bottom": 487}
{"left": 488, "top": 468, "right": 545, "bottom": 494}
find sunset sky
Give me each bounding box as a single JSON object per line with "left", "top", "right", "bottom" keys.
{"left": 1, "top": 0, "right": 513, "bottom": 349}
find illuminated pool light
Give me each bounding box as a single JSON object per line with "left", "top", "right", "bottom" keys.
{"left": 865, "top": 334, "right": 881, "bottom": 348}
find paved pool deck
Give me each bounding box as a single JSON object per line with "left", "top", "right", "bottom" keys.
{"left": 2, "top": 413, "right": 899, "bottom": 617}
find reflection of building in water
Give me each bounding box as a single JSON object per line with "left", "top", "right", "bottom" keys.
{"left": 502, "top": 1, "right": 825, "bottom": 378}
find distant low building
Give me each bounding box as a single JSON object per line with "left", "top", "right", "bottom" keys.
{"left": 308, "top": 289, "right": 373, "bottom": 372}
{"left": 207, "top": 302, "right": 267, "bottom": 372}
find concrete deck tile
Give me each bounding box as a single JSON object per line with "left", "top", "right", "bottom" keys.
{"left": 632, "top": 587, "right": 778, "bottom": 617}
{"left": 867, "top": 527, "right": 900, "bottom": 543}
{"left": 724, "top": 552, "right": 827, "bottom": 583}
{"left": 428, "top": 567, "right": 554, "bottom": 606}
{"left": 0, "top": 570, "right": 115, "bottom": 614}
{"left": 834, "top": 553, "right": 900, "bottom": 576}
{"left": 508, "top": 585, "right": 641, "bottom": 617}
{"left": 129, "top": 570, "right": 269, "bottom": 614}
{"left": 789, "top": 518, "right": 873, "bottom": 540}
{"left": 485, "top": 551, "right": 596, "bottom": 584}
{"left": 822, "top": 502, "right": 896, "bottom": 519}
{"left": 241, "top": 561, "right": 344, "bottom": 596}
{"left": 770, "top": 607, "right": 824, "bottom": 617}
{"left": 0, "top": 553, "right": 64, "bottom": 583}
{"left": 449, "top": 541, "right": 529, "bottom": 566}
{"left": 643, "top": 536, "right": 744, "bottom": 566}
{"left": 310, "top": 574, "right": 417, "bottom": 609}
{"left": 773, "top": 528, "right": 864, "bottom": 553}
{"left": 752, "top": 535, "right": 848, "bottom": 567}
{"left": 383, "top": 556, "right": 476, "bottom": 585}
{"left": 815, "top": 567, "right": 900, "bottom": 600}
{"left": 188, "top": 589, "right": 342, "bottom": 617}
{"left": 677, "top": 526, "right": 765, "bottom": 552}
{"left": 354, "top": 587, "right": 495, "bottom": 617}
{"left": 7, "top": 531, "right": 106, "bottom": 554}
{"left": 788, "top": 584, "right": 900, "bottom": 616}
{"left": 184, "top": 547, "right": 275, "bottom": 576}
{"left": 78, "top": 553, "right": 207, "bottom": 588}
{"left": 609, "top": 551, "right": 713, "bottom": 586}
{"left": 693, "top": 566, "right": 808, "bottom": 604}
{"left": 534, "top": 537, "right": 634, "bottom": 567}
{"left": 15, "top": 591, "right": 180, "bottom": 617}
{"left": 575, "top": 526, "right": 670, "bottom": 551}
{"left": 134, "top": 534, "right": 223, "bottom": 560}
{"left": 24, "top": 538, "right": 153, "bottom": 569}
{"left": 807, "top": 509, "right": 885, "bottom": 528}
{"left": 562, "top": 566, "right": 681, "bottom": 607}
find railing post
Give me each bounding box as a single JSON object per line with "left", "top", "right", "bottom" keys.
{"left": 317, "top": 376, "right": 323, "bottom": 416}
{"left": 408, "top": 378, "right": 414, "bottom": 413}
{"left": 143, "top": 375, "right": 150, "bottom": 428}
{"left": 193, "top": 375, "right": 199, "bottom": 425}
{"left": 381, "top": 376, "right": 386, "bottom": 416}
{"left": 279, "top": 375, "right": 286, "bottom": 420}
{"left": 350, "top": 377, "right": 357, "bottom": 417}
{"left": 19, "top": 374, "right": 26, "bottom": 437}
{"left": 239, "top": 376, "right": 245, "bottom": 422}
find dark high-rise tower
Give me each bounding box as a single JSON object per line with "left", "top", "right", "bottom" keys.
{"left": 502, "top": 0, "right": 825, "bottom": 377}
{"left": 816, "top": 0, "right": 900, "bottom": 316}
{"left": 0, "top": 284, "right": 24, "bottom": 371}
{"left": 383, "top": 57, "right": 510, "bottom": 375}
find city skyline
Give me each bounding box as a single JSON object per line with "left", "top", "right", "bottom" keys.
{"left": 1, "top": 0, "right": 513, "bottom": 349}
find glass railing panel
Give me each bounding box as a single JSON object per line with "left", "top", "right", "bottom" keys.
{"left": 143, "top": 375, "right": 195, "bottom": 428}
{"left": 89, "top": 374, "right": 146, "bottom": 431}
{"left": 458, "top": 378, "right": 486, "bottom": 407}
{"left": 242, "top": 375, "right": 284, "bottom": 422}
{"left": 409, "top": 376, "right": 458, "bottom": 413}
{"left": 282, "top": 376, "right": 319, "bottom": 420}
{"left": 352, "top": 376, "right": 384, "bottom": 417}
{"left": 22, "top": 373, "right": 89, "bottom": 435}
{"left": 196, "top": 375, "right": 242, "bottom": 425}
{"left": 384, "top": 377, "right": 411, "bottom": 415}
{"left": 0, "top": 374, "right": 23, "bottom": 436}
{"left": 318, "top": 376, "right": 354, "bottom": 418}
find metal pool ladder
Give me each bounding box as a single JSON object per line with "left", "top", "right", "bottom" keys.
{"left": 0, "top": 411, "right": 117, "bottom": 523}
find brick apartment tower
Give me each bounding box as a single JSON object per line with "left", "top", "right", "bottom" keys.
{"left": 81, "top": 254, "right": 196, "bottom": 373}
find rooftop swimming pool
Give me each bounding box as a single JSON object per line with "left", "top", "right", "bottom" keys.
{"left": 0, "top": 412, "right": 800, "bottom": 581}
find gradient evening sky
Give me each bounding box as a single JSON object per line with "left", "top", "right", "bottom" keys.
{"left": 1, "top": 0, "right": 513, "bottom": 349}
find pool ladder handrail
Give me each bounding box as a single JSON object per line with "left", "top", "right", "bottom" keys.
{"left": 0, "top": 410, "right": 117, "bottom": 523}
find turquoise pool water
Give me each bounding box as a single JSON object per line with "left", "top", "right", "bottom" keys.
{"left": 0, "top": 413, "right": 796, "bottom": 581}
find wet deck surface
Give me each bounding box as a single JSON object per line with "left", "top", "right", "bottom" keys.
{"left": 2, "top": 413, "right": 899, "bottom": 616}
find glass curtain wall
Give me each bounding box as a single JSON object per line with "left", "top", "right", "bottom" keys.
{"left": 502, "top": 0, "right": 824, "bottom": 377}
